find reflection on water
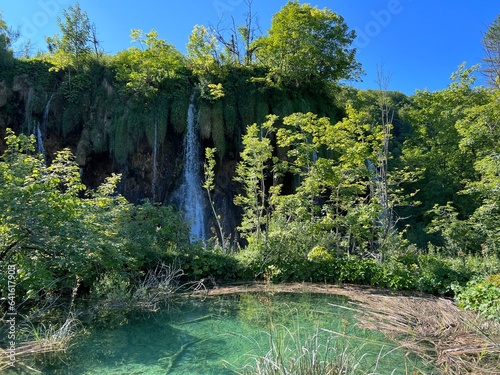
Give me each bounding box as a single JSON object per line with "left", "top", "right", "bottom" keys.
{"left": 11, "top": 293, "right": 432, "bottom": 374}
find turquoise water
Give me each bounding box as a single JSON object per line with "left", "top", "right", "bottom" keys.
{"left": 12, "top": 293, "right": 432, "bottom": 374}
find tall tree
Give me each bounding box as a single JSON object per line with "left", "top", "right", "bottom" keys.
{"left": 234, "top": 116, "right": 276, "bottom": 241}
{"left": 252, "top": 1, "right": 361, "bottom": 86}
{"left": 403, "top": 65, "right": 489, "bottom": 250}
{"left": 187, "top": 25, "right": 220, "bottom": 76}
{"left": 114, "top": 29, "right": 185, "bottom": 100}
{"left": 0, "top": 11, "right": 9, "bottom": 48}
{"left": 455, "top": 88, "right": 500, "bottom": 255}
{"left": 482, "top": 14, "right": 500, "bottom": 88}
{"left": 45, "top": 3, "right": 101, "bottom": 72}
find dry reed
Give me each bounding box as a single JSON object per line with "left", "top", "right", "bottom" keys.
{"left": 208, "top": 282, "right": 500, "bottom": 374}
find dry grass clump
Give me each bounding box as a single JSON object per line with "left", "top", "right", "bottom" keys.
{"left": 0, "top": 315, "right": 78, "bottom": 373}
{"left": 356, "top": 294, "right": 500, "bottom": 375}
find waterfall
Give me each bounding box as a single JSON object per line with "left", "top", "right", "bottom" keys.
{"left": 43, "top": 94, "right": 53, "bottom": 129}
{"left": 179, "top": 93, "right": 206, "bottom": 241}
{"left": 152, "top": 117, "right": 158, "bottom": 201}
{"left": 36, "top": 94, "right": 53, "bottom": 162}
{"left": 36, "top": 122, "right": 46, "bottom": 161}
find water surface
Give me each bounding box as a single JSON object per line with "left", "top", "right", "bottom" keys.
{"left": 19, "top": 293, "right": 431, "bottom": 374}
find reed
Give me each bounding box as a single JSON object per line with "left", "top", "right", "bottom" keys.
{"left": 357, "top": 293, "right": 500, "bottom": 374}
{"left": 0, "top": 315, "right": 79, "bottom": 373}
{"left": 228, "top": 303, "right": 418, "bottom": 375}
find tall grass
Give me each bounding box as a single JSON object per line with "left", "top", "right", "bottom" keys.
{"left": 229, "top": 306, "right": 424, "bottom": 375}
{"left": 0, "top": 314, "right": 79, "bottom": 373}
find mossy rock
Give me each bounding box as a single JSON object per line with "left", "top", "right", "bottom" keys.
{"left": 199, "top": 102, "right": 212, "bottom": 140}
{"left": 171, "top": 98, "right": 188, "bottom": 134}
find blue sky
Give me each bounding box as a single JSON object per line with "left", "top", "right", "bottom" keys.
{"left": 1, "top": 0, "right": 499, "bottom": 95}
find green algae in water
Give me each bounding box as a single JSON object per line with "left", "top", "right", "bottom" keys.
{"left": 18, "top": 293, "right": 432, "bottom": 374}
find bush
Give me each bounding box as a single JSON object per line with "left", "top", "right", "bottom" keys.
{"left": 338, "top": 257, "right": 381, "bottom": 285}
{"left": 416, "top": 255, "right": 466, "bottom": 295}
{"left": 456, "top": 274, "right": 500, "bottom": 321}
{"left": 177, "top": 248, "right": 241, "bottom": 281}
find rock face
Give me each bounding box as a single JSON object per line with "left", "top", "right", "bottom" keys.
{"left": 0, "top": 74, "right": 241, "bottom": 240}
{"left": 0, "top": 63, "right": 339, "bottom": 241}
{"left": 0, "top": 80, "right": 9, "bottom": 108}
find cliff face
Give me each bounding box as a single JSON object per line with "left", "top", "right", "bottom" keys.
{"left": 0, "top": 72, "right": 244, "bottom": 239}
{"left": 0, "top": 62, "right": 341, "bottom": 240}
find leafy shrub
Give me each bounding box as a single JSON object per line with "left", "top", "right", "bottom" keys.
{"left": 91, "top": 271, "right": 132, "bottom": 303}
{"left": 416, "top": 255, "right": 466, "bottom": 295}
{"left": 177, "top": 248, "right": 241, "bottom": 281}
{"left": 375, "top": 260, "right": 417, "bottom": 290}
{"left": 456, "top": 274, "right": 500, "bottom": 321}
{"left": 338, "top": 257, "right": 381, "bottom": 285}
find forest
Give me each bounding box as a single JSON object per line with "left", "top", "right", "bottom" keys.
{"left": 0, "top": 1, "right": 499, "bottom": 373}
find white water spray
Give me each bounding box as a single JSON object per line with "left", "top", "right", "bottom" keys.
{"left": 152, "top": 117, "right": 158, "bottom": 201}
{"left": 36, "top": 94, "right": 53, "bottom": 162}
{"left": 36, "top": 122, "right": 46, "bottom": 160}
{"left": 179, "top": 93, "right": 206, "bottom": 241}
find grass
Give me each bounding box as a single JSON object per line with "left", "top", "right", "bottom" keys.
{"left": 0, "top": 314, "right": 79, "bottom": 373}
{"left": 344, "top": 290, "right": 500, "bottom": 374}
{"left": 211, "top": 283, "right": 500, "bottom": 374}
{"left": 225, "top": 298, "right": 426, "bottom": 375}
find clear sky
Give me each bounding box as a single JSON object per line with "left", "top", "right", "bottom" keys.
{"left": 1, "top": 0, "right": 499, "bottom": 95}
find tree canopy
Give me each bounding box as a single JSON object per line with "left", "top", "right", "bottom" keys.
{"left": 114, "top": 29, "right": 185, "bottom": 100}
{"left": 0, "top": 11, "right": 13, "bottom": 63}
{"left": 482, "top": 14, "right": 500, "bottom": 88}
{"left": 252, "top": 1, "right": 361, "bottom": 86}
{"left": 45, "top": 3, "right": 100, "bottom": 71}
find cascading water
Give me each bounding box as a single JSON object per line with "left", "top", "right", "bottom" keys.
{"left": 36, "top": 123, "right": 46, "bottom": 161}
{"left": 179, "top": 93, "right": 206, "bottom": 241}
{"left": 36, "top": 94, "right": 53, "bottom": 162}
{"left": 152, "top": 117, "right": 158, "bottom": 201}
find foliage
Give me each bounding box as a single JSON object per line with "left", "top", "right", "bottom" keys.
{"left": 455, "top": 88, "right": 500, "bottom": 256}
{"left": 401, "top": 64, "right": 490, "bottom": 249}
{"left": 234, "top": 116, "right": 277, "bottom": 240}
{"left": 0, "top": 10, "right": 13, "bottom": 65}
{"left": 253, "top": 1, "right": 361, "bottom": 87}
{"left": 456, "top": 275, "right": 500, "bottom": 321}
{"left": 45, "top": 3, "right": 99, "bottom": 72}
{"left": 176, "top": 248, "right": 240, "bottom": 280}
{"left": 186, "top": 25, "right": 219, "bottom": 76}
{"left": 0, "top": 130, "right": 192, "bottom": 300}
{"left": 414, "top": 68, "right": 500, "bottom": 256}
{"left": 482, "top": 14, "right": 500, "bottom": 88}
{"left": 3, "top": 3, "right": 500, "bottom": 326}
{"left": 113, "top": 29, "right": 185, "bottom": 100}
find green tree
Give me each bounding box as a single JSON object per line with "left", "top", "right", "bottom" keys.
{"left": 252, "top": 1, "right": 361, "bottom": 86}
{"left": 0, "top": 129, "right": 189, "bottom": 300}
{"left": 455, "top": 88, "right": 500, "bottom": 255}
{"left": 45, "top": 3, "right": 100, "bottom": 72}
{"left": 402, "top": 65, "right": 488, "bottom": 249}
{"left": 114, "top": 29, "right": 185, "bottom": 99}
{"left": 234, "top": 116, "right": 277, "bottom": 241}
{"left": 482, "top": 14, "right": 500, "bottom": 88}
{"left": 0, "top": 11, "right": 9, "bottom": 48}
{"left": 0, "top": 10, "right": 13, "bottom": 64}
{"left": 187, "top": 25, "right": 220, "bottom": 76}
